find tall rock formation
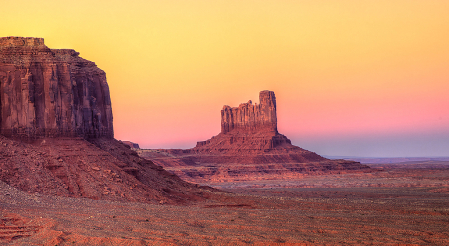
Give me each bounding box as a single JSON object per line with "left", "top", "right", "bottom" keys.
{"left": 196, "top": 90, "right": 291, "bottom": 150}
{"left": 0, "top": 37, "right": 215, "bottom": 204}
{"left": 221, "top": 90, "right": 277, "bottom": 134}
{"left": 139, "top": 90, "right": 371, "bottom": 185}
{"left": 0, "top": 36, "right": 113, "bottom": 139}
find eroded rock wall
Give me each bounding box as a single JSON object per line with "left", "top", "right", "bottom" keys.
{"left": 0, "top": 37, "right": 113, "bottom": 139}
{"left": 197, "top": 90, "right": 288, "bottom": 149}
{"left": 139, "top": 90, "right": 370, "bottom": 184}
{"left": 221, "top": 90, "right": 277, "bottom": 134}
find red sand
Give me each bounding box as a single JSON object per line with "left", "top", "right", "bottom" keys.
{"left": 1, "top": 166, "right": 448, "bottom": 245}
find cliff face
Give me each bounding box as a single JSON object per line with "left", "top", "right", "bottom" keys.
{"left": 197, "top": 90, "right": 290, "bottom": 150}
{"left": 0, "top": 37, "right": 113, "bottom": 139}
{"left": 0, "top": 37, "right": 216, "bottom": 205}
{"left": 221, "top": 90, "right": 277, "bottom": 134}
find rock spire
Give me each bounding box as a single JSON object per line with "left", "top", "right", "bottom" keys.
{"left": 196, "top": 90, "right": 290, "bottom": 149}
{"left": 221, "top": 90, "right": 277, "bottom": 134}
{"left": 138, "top": 90, "right": 371, "bottom": 184}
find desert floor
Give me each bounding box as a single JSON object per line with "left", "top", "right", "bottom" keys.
{"left": 1, "top": 165, "right": 448, "bottom": 245}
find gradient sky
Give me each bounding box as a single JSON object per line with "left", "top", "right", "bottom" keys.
{"left": 2, "top": 0, "right": 449, "bottom": 157}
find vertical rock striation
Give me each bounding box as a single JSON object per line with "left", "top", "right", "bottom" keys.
{"left": 0, "top": 37, "right": 215, "bottom": 205}
{"left": 0, "top": 37, "right": 113, "bottom": 139}
{"left": 139, "top": 90, "right": 371, "bottom": 184}
{"left": 197, "top": 90, "right": 290, "bottom": 150}
{"left": 221, "top": 90, "right": 277, "bottom": 134}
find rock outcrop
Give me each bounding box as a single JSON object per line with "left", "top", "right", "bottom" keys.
{"left": 196, "top": 90, "right": 291, "bottom": 151}
{"left": 139, "top": 91, "right": 371, "bottom": 185}
{"left": 190, "top": 90, "right": 319, "bottom": 156}
{"left": 0, "top": 37, "right": 216, "bottom": 204}
{"left": 121, "top": 140, "right": 140, "bottom": 149}
{"left": 0, "top": 36, "right": 113, "bottom": 139}
{"left": 221, "top": 90, "right": 277, "bottom": 134}
{"left": 0, "top": 135, "right": 215, "bottom": 204}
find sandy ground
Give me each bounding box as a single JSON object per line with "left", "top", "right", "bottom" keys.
{"left": 1, "top": 167, "right": 448, "bottom": 245}
{"left": 207, "top": 167, "right": 449, "bottom": 190}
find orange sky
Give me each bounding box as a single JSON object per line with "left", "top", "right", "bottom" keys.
{"left": 2, "top": 0, "right": 449, "bottom": 157}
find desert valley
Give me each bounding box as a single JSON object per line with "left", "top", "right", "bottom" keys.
{"left": 0, "top": 37, "right": 448, "bottom": 246}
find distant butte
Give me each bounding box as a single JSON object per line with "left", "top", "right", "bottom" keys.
{"left": 121, "top": 140, "right": 140, "bottom": 149}
{"left": 139, "top": 90, "right": 371, "bottom": 184}
{"left": 195, "top": 90, "right": 294, "bottom": 152}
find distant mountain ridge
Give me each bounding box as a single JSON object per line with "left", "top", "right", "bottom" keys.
{"left": 324, "top": 156, "right": 449, "bottom": 164}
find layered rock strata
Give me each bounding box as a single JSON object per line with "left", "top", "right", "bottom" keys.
{"left": 0, "top": 36, "right": 113, "bottom": 139}
{"left": 0, "top": 36, "right": 216, "bottom": 204}
{"left": 221, "top": 90, "right": 277, "bottom": 134}
{"left": 197, "top": 90, "right": 290, "bottom": 151}
{"left": 139, "top": 91, "right": 370, "bottom": 185}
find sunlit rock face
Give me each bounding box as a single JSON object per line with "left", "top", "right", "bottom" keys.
{"left": 139, "top": 91, "right": 371, "bottom": 184}
{"left": 221, "top": 90, "right": 277, "bottom": 134}
{"left": 0, "top": 37, "right": 212, "bottom": 205}
{"left": 196, "top": 90, "right": 291, "bottom": 151}
{"left": 0, "top": 37, "right": 113, "bottom": 139}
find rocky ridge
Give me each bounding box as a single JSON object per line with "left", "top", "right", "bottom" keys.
{"left": 139, "top": 91, "right": 370, "bottom": 185}
{"left": 121, "top": 140, "right": 140, "bottom": 149}
{"left": 0, "top": 135, "right": 214, "bottom": 204}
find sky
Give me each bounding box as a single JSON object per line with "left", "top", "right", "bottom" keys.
{"left": 2, "top": 0, "right": 449, "bottom": 157}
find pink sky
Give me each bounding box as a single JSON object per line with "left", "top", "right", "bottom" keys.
{"left": 2, "top": 0, "right": 449, "bottom": 157}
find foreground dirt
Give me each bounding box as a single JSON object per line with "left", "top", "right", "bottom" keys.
{"left": 1, "top": 167, "right": 448, "bottom": 245}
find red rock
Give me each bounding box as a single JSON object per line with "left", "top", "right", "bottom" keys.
{"left": 0, "top": 37, "right": 113, "bottom": 139}
{"left": 196, "top": 90, "right": 291, "bottom": 151}
{"left": 139, "top": 91, "right": 370, "bottom": 184}
{"left": 221, "top": 90, "right": 277, "bottom": 134}
{"left": 0, "top": 133, "right": 216, "bottom": 205}
{"left": 0, "top": 37, "right": 216, "bottom": 204}
{"left": 121, "top": 140, "right": 140, "bottom": 149}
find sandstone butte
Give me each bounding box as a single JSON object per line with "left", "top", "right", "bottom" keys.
{"left": 0, "top": 37, "right": 216, "bottom": 204}
{"left": 139, "top": 91, "right": 371, "bottom": 184}
{"left": 0, "top": 37, "right": 113, "bottom": 139}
